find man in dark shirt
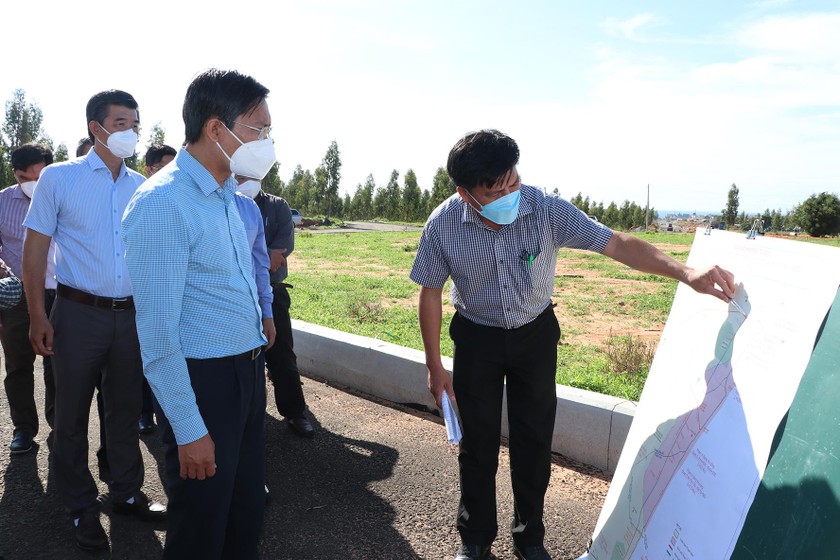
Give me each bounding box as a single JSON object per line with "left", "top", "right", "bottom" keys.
{"left": 251, "top": 182, "right": 315, "bottom": 437}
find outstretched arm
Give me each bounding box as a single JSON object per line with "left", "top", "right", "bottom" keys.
{"left": 603, "top": 231, "right": 735, "bottom": 302}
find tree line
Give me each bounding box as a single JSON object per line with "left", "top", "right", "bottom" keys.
{"left": 2, "top": 89, "right": 838, "bottom": 235}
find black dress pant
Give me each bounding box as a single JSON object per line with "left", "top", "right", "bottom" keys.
{"left": 50, "top": 296, "right": 144, "bottom": 515}
{"left": 450, "top": 306, "right": 560, "bottom": 549}
{"left": 0, "top": 289, "right": 55, "bottom": 436}
{"left": 157, "top": 350, "right": 266, "bottom": 560}
{"left": 266, "top": 284, "right": 306, "bottom": 418}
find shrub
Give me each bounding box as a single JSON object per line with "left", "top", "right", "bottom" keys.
{"left": 605, "top": 332, "right": 655, "bottom": 378}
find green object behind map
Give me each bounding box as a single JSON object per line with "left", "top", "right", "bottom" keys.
{"left": 730, "top": 289, "right": 840, "bottom": 559}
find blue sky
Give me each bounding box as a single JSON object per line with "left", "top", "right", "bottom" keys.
{"left": 3, "top": 0, "right": 838, "bottom": 213}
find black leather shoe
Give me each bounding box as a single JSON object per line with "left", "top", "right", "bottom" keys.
{"left": 75, "top": 511, "right": 108, "bottom": 551}
{"left": 454, "top": 543, "right": 491, "bottom": 560}
{"left": 513, "top": 544, "right": 551, "bottom": 560}
{"left": 265, "top": 484, "right": 272, "bottom": 505}
{"left": 138, "top": 413, "right": 155, "bottom": 434}
{"left": 113, "top": 492, "right": 167, "bottom": 522}
{"left": 9, "top": 431, "right": 33, "bottom": 455}
{"left": 288, "top": 416, "right": 315, "bottom": 438}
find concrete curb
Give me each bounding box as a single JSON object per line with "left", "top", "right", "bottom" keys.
{"left": 293, "top": 320, "right": 636, "bottom": 473}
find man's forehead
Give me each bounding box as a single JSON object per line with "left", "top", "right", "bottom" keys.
{"left": 483, "top": 169, "right": 519, "bottom": 192}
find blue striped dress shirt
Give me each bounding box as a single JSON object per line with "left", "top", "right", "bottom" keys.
{"left": 23, "top": 150, "right": 145, "bottom": 297}
{"left": 235, "top": 193, "right": 273, "bottom": 319}
{"left": 410, "top": 184, "right": 614, "bottom": 330}
{"left": 122, "top": 149, "right": 266, "bottom": 445}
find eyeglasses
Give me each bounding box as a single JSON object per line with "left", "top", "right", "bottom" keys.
{"left": 149, "top": 165, "right": 165, "bottom": 173}
{"left": 234, "top": 121, "right": 272, "bottom": 140}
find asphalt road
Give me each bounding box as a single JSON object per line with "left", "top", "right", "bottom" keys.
{"left": 0, "top": 361, "right": 610, "bottom": 560}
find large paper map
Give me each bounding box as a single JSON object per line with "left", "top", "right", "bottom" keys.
{"left": 581, "top": 230, "right": 840, "bottom": 560}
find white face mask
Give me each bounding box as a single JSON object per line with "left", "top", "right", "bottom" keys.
{"left": 216, "top": 123, "right": 277, "bottom": 180}
{"left": 97, "top": 124, "right": 138, "bottom": 159}
{"left": 19, "top": 181, "right": 37, "bottom": 198}
{"left": 236, "top": 179, "right": 261, "bottom": 199}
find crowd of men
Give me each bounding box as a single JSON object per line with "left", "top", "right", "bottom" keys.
{"left": 1, "top": 67, "right": 735, "bottom": 560}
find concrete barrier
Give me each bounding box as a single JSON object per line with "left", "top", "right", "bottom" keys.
{"left": 293, "top": 320, "right": 636, "bottom": 473}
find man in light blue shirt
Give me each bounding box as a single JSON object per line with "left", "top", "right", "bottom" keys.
{"left": 122, "top": 69, "right": 273, "bottom": 560}
{"left": 22, "top": 89, "right": 166, "bottom": 552}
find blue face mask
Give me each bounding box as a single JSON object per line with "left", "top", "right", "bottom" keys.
{"left": 466, "top": 188, "right": 521, "bottom": 225}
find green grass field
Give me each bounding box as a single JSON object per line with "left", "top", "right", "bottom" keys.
{"left": 287, "top": 229, "right": 837, "bottom": 402}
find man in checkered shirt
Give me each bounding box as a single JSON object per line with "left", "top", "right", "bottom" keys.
{"left": 410, "top": 129, "right": 736, "bottom": 560}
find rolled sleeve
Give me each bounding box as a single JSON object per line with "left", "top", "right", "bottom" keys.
{"left": 122, "top": 189, "right": 208, "bottom": 445}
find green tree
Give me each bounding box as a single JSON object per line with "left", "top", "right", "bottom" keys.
{"left": 351, "top": 174, "right": 375, "bottom": 219}
{"left": 146, "top": 122, "right": 167, "bottom": 148}
{"left": 795, "top": 192, "right": 840, "bottom": 237}
{"left": 3, "top": 88, "right": 44, "bottom": 149}
{"left": 285, "top": 165, "right": 314, "bottom": 214}
{"left": 428, "top": 166, "right": 455, "bottom": 212}
{"left": 54, "top": 143, "right": 69, "bottom": 163}
{"left": 382, "top": 170, "right": 401, "bottom": 220}
{"left": 722, "top": 183, "right": 739, "bottom": 227}
{"left": 602, "top": 202, "right": 619, "bottom": 228}
{"left": 262, "top": 163, "right": 285, "bottom": 197}
{"left": 1, "top": 89, "right": 48, "bottom": 185}
{"left": 401, "top": 169, "right": 422, "bottom": 221}
{"left": 321, "top": 140, "right": 341, "bottom": 217}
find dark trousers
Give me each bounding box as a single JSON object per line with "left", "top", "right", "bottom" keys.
{"left": 266, "top": 284, "right": 306, "bottom": 418}
{"left": 50, "top": 296, "right": 144, "bottom": 515}
{"left": 158, "top": 351, "right": 266, "bottom": 560}
{"left": 450, "top": 307, "right": 560, "bottom": 548}
{"left": 0, "top": 289, "right": 56, "bottom": 436}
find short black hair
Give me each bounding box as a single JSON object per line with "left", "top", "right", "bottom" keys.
{"left": 76, "top": 137, "right": 93, "bottom": 157}
{"left": 11, "top": 142, "right": 53, "bottom": 171}
{"left": 85, "top": 90, "right": 139, "bottom": 142}
{"left": 182, "top": 68, "right": 270, "bottom": 145}
{"left": 145, "top": 144, "right": 177, "bottom": 167}
{"left": 446, "top": 129, "right": 520, "bottom": 191}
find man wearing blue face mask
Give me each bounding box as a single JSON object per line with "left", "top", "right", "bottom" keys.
{"left": 23, "top": 90, "right": 166, "bottom": 552}
{"left": 122, "top": 69, "right": 275, "bottom": 559}
{"left": 410, "top": 129, "right": 737, "bottom": 560}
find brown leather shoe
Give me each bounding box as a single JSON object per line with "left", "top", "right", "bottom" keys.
{"left": 113, "top": 492, "right": 167, "bottom": 522}
{"left": 75, "top": 511, "right": 108, "bottom": 551}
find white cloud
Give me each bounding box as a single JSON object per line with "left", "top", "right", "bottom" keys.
{"left": 602, "top": 13, "right": 666, "bottom": 42}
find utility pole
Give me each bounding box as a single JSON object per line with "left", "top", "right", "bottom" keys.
{"left": 645, "top": 184, "right": 650, "bottom": 230}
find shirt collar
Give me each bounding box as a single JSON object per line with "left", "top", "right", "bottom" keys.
{"left": 175, "top": 150, "right": 238, "bottom": 197}
{"left": 85, "top": 148, "right": 129, "bottom": 179}
{"left": 11, "top": 184, "right": 29, "bottom": 200}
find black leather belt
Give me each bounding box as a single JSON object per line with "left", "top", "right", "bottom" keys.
{"left": 235, "top": 347, "right": 262, "bottom": 361}
{"left": 57, "top": 283, "right": 134, "bottom": 311}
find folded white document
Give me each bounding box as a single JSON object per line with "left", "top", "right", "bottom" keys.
{"left": 441, "top": 392, "right": 462, "bottom": 444}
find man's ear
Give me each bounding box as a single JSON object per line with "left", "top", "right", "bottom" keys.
{"left": 204, "top": 118, "right": 225, "bottom": 143}
{"left": 456, "top": 186, "right": 469, "bottom": 203}
{"left": 88, "top": 120, "right": 103, "bottom": 140}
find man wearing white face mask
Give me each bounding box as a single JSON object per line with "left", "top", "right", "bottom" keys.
{"left": 123, "top": 69, "right": 275, "bottom": 559}
{"left": 23, "top": 90, "right": 166, "bottom": 552}
{"left": 0, "top": 143, "right": 57, "bottom": 455}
